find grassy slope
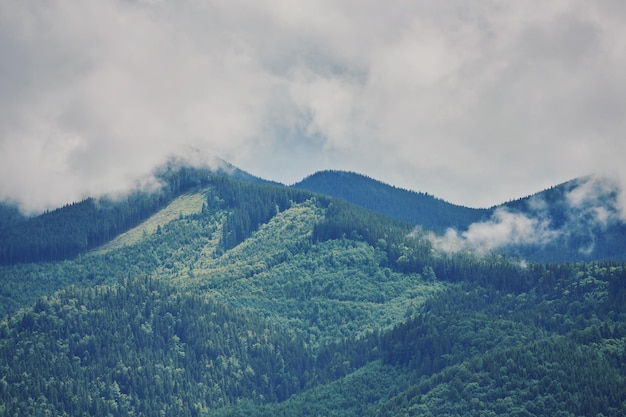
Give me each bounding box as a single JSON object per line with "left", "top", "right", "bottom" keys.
{"left": 91, "top": 191, "right": 208, "bottom": 255}
{"left": 0, "top": 189, "right": 219, "bottom": 317}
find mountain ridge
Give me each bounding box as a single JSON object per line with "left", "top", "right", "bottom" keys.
{"left": 1, "top": 164, "right": 625, "bottom": 416}
{"left": 0, "top": 161, "right": 274, "bottom": 265}
{"left": 3, "top": 164, "right": 626, "bottom": 264}
{"left": 292, "top": 170, "right": 490, "bottom": 233}
{"left": 293, "top": 169, "right": 626, "bottom": 262}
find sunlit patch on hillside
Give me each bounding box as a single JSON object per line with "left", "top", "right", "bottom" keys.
{"left": 90, "top": 191, "right": 209, "bottom": 255}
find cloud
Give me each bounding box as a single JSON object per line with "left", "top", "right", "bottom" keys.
{"left": 565, "top": 174, "right": 626, "bottom": 224}
{"left": 1, "top": 0, "right": 626, "bottom": 212}
{"left": 428, "top": 174, "right": 626, "bottom": 257}
{"left": 428, "top": 208, "right": 557, "bottom": 256}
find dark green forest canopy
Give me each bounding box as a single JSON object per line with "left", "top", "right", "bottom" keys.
{"left": 3, "top": 259, "right": 623, "bottom": 416}
{"left": 293, "top": 170, "right": 490, "bottom": 233}
{"left": 0, "top": 278, "right": 316, "bottom": 415}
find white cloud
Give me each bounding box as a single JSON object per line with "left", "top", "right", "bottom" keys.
{"left": 428, "top": 208, "right": 557, "bottom": 256}
{"left": 427, "top": 173, "right": 626, "bottom": 257}
{"left": 1, "top": 0, "right": 626, "bottom": 211}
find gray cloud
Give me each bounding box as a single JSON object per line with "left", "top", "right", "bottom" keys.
{"left": 1, "top": 0, "right": 626, "bottom": 212}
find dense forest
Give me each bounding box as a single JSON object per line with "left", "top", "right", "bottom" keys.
{"left": 293, "top": 170, "right": 490, "bottom": 232}
{"left": 1, "top": 166, "right": 626, "bottom": 416}
{"left": 0, "top": 277, "right": 314, "bottom": 416}
{"left": 0, "top": 202, "right": 25, "bottom": 229}
{"left": 215, "top": 263, "right": 626, "bottom": 417}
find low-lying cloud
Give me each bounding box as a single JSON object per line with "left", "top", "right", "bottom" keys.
{"left": 428, "top": 208, "right": 557, "bottom": 256}
{"left": 427, "top": 175, "right": 626, "bottom": 258}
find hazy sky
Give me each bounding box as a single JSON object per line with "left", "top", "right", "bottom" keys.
{"left": 2, "top": 0, "right": 626, "bottom": 212}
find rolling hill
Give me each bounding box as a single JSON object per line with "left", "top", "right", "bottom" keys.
{"left": 0, "top": 165, "right": 625, "bottom": 416}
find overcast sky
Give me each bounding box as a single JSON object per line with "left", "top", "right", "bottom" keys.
{"left": 1, "top": 0, "right": 626, "bottom": 213}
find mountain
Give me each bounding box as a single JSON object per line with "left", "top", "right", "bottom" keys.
{"left": 495, "top": 175, "right": 626, "bottom": 262}
{"left": 152, "top": 153, "right": 275, "bottom": 186}
{"left": 0, "top": 161, "right": 272, "bottom": 266}
{"left": 5, "top": 165, "right": 624, "bottom": 266}
{"left": 1, "top": 165, "right": 625, "bottom": 416}
{"left": 294, "top": 170, "right": 626, "bottom": 262}
{"left": 293, "top": 170, "right": 490, "bottom": 233}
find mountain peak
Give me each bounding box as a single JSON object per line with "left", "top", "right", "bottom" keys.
{"left": 293, "top": 169, "right": 489, "bottom": 233}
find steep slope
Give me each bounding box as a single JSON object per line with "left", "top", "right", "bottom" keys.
{"left": 0, "top": 174, "right": 446, "bottom": 329}
{"left": 91, "top": 191, "right": 209, "bottom": 255}
{"left": 0, "top": 163, "right": 269, "bottom": 265}
{"left": 293, "top": 170, "right": 490, "bottom": 233}
{"left": 187, "top": 200, "right": 445, "bottom": 347}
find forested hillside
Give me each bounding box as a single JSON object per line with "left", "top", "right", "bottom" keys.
{"left": 1, "top": 167, "right": 625, "bottom": 416}
{"left": 293, "top": 170, "right": 489, "bottom": 232}
{"left": 0, "top": 163, "right": 268, "bottom": 265}
{"left": 0, "top": 202, "right": 25, "bottom": 229}
{"left": 294, "top": 170, "right": 626, "bottom": 262}
{"left": 0, "top": 277, "right": 314, "bottom": 416}
{"left": 211, "top": 262, "right": 626, "bottom": 417}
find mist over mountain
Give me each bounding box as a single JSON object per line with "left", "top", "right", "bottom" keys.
{"left": 3, "top": 163, "right": 626, "bottom": 264}
{"left": 293, "top": 169, "right": 626, "bottom": 262}
{"left": 2, "top": 0, "right": 626, "bottom": 412}
{"left": 426, "top": 175, "right": 626, "bottom": 262}
{"left": 0, "top": 202, "right": 26, "bottom": 229}
{"left": 491, "top": 175, "right": 626, "bottom": 261}
{"left": 0, "top": 160, "right": 272, "bottom": 265}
